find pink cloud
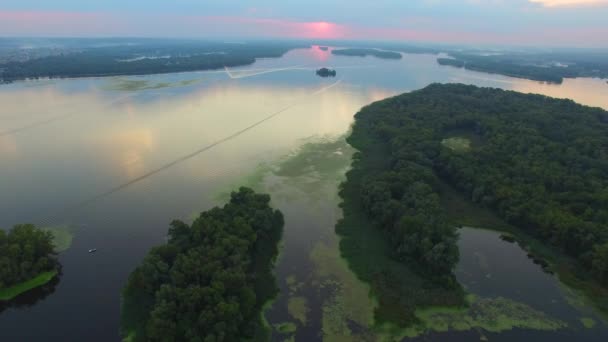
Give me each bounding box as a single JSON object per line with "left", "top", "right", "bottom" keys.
{"left": 0, "top": 11, "right": 126, "bottom": 36}
{"left": 0, "top": 11, "right": 606, "bottom": 47}
{"left": 204, "top": 17, "right": 348, "bottom": 39}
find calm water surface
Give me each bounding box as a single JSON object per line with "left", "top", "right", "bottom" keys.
{"left": 1, "top": 46, "right": 607, "bottom": 341}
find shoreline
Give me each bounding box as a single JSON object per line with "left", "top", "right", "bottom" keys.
{"left": 0, "top": 270, "right": 59, "bottom": 302}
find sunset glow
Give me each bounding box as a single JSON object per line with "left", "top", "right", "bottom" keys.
{"left": 0, "top": 1, "right": 606, "bottom": 47}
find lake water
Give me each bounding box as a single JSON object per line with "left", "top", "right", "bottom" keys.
{"left": 1, "top": 46, "right": 607, "bottom": 341}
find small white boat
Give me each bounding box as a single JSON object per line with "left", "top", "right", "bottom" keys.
{"left": 88, "top": 248, "right": 97, "bottom": 253}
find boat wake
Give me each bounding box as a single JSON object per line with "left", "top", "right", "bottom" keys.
{"left": 38, "top": 79, "right": 343, "bottom": 225}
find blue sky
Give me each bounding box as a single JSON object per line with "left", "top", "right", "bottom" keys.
{"left": 0, "top": 0, "right": 607, "bottom": 47}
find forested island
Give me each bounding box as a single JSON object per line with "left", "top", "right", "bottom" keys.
{"left": 121, "top": 188, "right": 284, "bottom": 341}
{"left": 0, "top": 224, "right": 60, "bottom": 301}
{"left": 316, "top": 67, "right": 337, "bottom": 77}
{"left": 332, "top": 48, "right": 402, "bottom": 59}
{"left": 437, "top": 58, "right": 465, "bottom": 68}
{"left": 338, "top": 83, "right": 608, "bottom": 329}
{"left": 0, "top": 40, "right": 305, "bottom": 83}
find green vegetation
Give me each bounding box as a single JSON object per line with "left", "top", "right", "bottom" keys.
{"left": 407, "top": 296, "right": 565, "bottom": 336}
{"left": 439, "top": 181, "right": 513, "bottom": 231}
{"left": 287, "top": 297, "right": 309, "bottom": 325}
{"left": 438, "top": 51, "right": 608, "bottom": 83}
{"left": 437, "top": 58, "right": 465, "bottom": 68}
{"left": 104, "top": 78, "right": 203, "bottom": 91}
{"left": 580, "top": 317, "right": 596, "bottom": 328}
{"left": 42, "top": 225, "right": 73, "bottom": 253}
{"left": 310, "top": 240, "right": 376, "bottom": 340}
{"left": 120, "top": 188, "right": 284, "bottom": 342}
{"left": 0, "top": 41, "right": 305, "bottom": 82}
{"left": 0, "top": 224, "right": 60, "bottom": 299}
{"left": 337, "top": 81, "right": 608, "bottom": 327}
{"left": 341, "top": 83, "right": 608, "bottom": 321}
{"left": 332, "top": 48, "right": 402, "bottom": 60}
{"left": 441, "top": 137, "right": 471, "bottom": 152}
{"left": 0, "top": 270, "right": 58, "bottom": 301}
{"left": 274, "top": 322, "right": 297, "bottom": 334}
{"left": 438, "top": 56, "right": 563, "bottom": 83}
{"left": 337, "top": 101, "right": 466, "bottom": 328}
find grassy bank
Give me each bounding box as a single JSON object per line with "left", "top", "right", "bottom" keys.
{"left": 336, "top": 138, "right": 465, "bottom": 332}
{"left": 440, "top": 179, "right": 608, "bottom": 317}
{"left": 0, "top": 270, "right": 58, "bottom": 301}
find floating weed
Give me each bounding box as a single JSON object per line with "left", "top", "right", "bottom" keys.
{"left": 310, "top": 240, "right": 376, "bottom": 341}
{"left": 288, "top": 297, "right": 309, "bottom": 326}
{"left": 274, "top": 322, "right": 297, "bottom": 334}
{"left": 580, "top": 317, "right": 596, "bottom": 329}
{"left": 286, "top": 275, "right": 304, "bottom": 295}
{"left": 104, "top": 78, "right": 203, "bottom": 91}
{"left": 416, "top": 297, "right": 566, "bottom": 334}
{"left": 211, "top": 162, "right": 274, "bottom": 204}
{"left": 42, "top": 225, "right": 74, "bottom": 253}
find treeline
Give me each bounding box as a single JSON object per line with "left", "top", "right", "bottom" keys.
{"left": 0, "top": 42, "right": 304, "bottom": 82}
{"left": 354, "top": 83, "right": 608, "bottom": 286}
{"left": 437, "top": 51, "right": 608, "bottom": 84}
{"left": 332, "top": 48, "right": 402, "bottom": 59}
{"left": 121, "top": 188, "right": 284, "bottom": 341}
{"left": 437, "top": 56, "right": 564, "bottom": 83}
{"left": 346, "top": 92, "right": 460, "bottom": 281}
{"left": 437, "top": 58, "right": 464, "bottom": 68}
{"left": 0, "top": 224, "right": 58, "bottom": 289}
{"left": 358, "top": 158, "right": 460, "bottom": 277}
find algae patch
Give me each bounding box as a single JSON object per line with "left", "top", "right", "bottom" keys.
{"left": 285, "top": 275, "right": 305, "bottom": 295}
{"left": 287, "top": 297, "right": 309, "bottom": 325}
{"left": 105, "top": 78, "right": 203, "bottom": 91}
{"left": 310, "top": 240, "right": 376, "bottom": 341}
{"left": 42, "top": 225, "right": 74, "bottom": 253}
{"left": 274, "top": 322, "right": 297, "bottom": 334}
{"left": 579, "top": 317, "right": 596, "bottom": 329}
{"left": 411, "top": 296, "right": 566, "bottom": 335}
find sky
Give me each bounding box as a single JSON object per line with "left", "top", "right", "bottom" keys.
{"left": 0, "top": 0, "right": 607, "bottom": 47}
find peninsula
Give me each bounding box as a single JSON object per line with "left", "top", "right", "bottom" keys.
{"left": 332, "top": 48, "right": 402, "bottom": 59}
{"left": 0, "top": 224, "right": 60, "bottom": 301}
{"left": 338, "top": 83, "right": 608, "bottom": 330}
{"left": 121, "top": 188, "right": 284, "bottom": 341}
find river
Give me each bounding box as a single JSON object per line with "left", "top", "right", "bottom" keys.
{"left": 1, "top": 46, "right": 607, "bottom": 341}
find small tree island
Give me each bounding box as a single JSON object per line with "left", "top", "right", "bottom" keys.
{"left": 121, "top": 187, "right": 284, "bottom": 341}
{"left": 316, "top": 67, "right": 337, "bottom": 77}
{"left": 332, "top": 48, "right": 402, "bottom": 59}
{"left": 0, "top": 224, "right": 60, "bottom": 301}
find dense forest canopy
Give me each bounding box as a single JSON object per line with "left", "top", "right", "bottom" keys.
{"left": 0, "top": 41, "right": 305, "bottom": 82}
{"left": 0, "top": 224, "right": 58, "bottom": 290}
{"left": 349, "top": 83, "right": 608, "bottom": 286}
{"left": 121, "top": 187, "right": 284, "bottom": 342}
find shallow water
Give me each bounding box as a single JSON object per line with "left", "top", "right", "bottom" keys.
{"left": 1, "top": 46, "right": 607, "bottom": 341}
